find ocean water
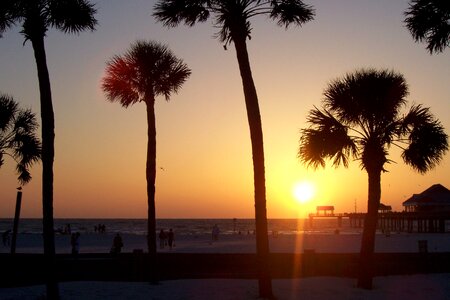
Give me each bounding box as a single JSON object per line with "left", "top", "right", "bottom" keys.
{"left": 0, "top": 218, "right": 356, "bottom": 236}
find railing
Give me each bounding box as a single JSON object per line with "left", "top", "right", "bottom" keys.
{"left": 308, "top": 213, "right": 348, "bottom": 217}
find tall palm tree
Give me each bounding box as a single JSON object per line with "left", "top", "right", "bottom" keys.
{"left": 153, "top": 2, "right": 315, "bottom": 297}
{"left": 101, "top": 40, "right": 191, "bottom": 257}
{"left": 298, "top": 69, "right": 448, "bottom": 289}
{"left": 0, "top": 93, "right": 40, "bottom": 184}
{"left": 0, "top": 1, "right": 97, "bottom": 298}
{"left": 404, "top": 0, "right": 450, "bottom": 54}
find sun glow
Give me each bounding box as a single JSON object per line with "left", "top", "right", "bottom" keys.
{"left": 293, "top": 181, "right": 316, "bottom": 204}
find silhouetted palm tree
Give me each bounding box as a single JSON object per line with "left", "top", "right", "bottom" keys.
{"left": 298, "top": 69, "right": 448, "bottom": 289}
{"left": 404, "top": 0, "right": 450, "bottom": 54}
{"left": 153, "top": 2, "right": 315, "bottom": 297}
{"left": 102, "top": 40, "right": 191, "bottom": 257}
{"left": 0, "top": 1, "right": 97, "bottom": 298}
{"left": 0, "top": 94, "right": 40, "bottom": 184}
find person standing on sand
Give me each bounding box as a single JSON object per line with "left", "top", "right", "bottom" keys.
{"left": 2, "top": 230, "right": 11, "bottom": 247}
{"left": 71, "top": 232, "right": 80, "bottom": 256}
{"left": 159, "top": 229, "right": 167, "bottom": 249}
{"left": 111, "top": 233, "right": 124, "bottom": 254}
{"left": 167, "top": 229, "right": 174, "bottom": 249}
{"left": 212, "top": 224, "right": 220, "bottom": 241}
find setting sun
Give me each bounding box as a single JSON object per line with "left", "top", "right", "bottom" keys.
{"left": 293, "top": 181, "right": 316, "bottom": 204}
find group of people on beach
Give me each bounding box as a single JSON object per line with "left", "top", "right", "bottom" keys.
{"left": 94, "top": 224, "right": 107, "bottom": 233}
{"left": 158, "top": 228, "right": 174, "bottom": 249}
{"left": 55, "top": 223, "right": 72, "bottom": 235}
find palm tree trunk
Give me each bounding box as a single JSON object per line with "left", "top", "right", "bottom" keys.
{"left": 357, "top": 169, "right": 381, "bottom": 289}
{"left": 232, "top": 36, "right": 273, "bottom": 299}
{"left": 31, "top": 36, "right": 59, "bottom": 299}
{"left": 146, "top": 101, "right": 157, "bottom": 256}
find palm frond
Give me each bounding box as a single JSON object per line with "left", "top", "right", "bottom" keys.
{"left": 298, "top": 129, "right": 326, "bottom": 169}
{"left": 400, "top": 105, "right": 448, "bottom": 173}
{"left": 154, "top": 0, "right": 314, "bottom": 45}
{"left": 404, "top": 0, "right": 450, "bottom": 54}
{"left": 102, "top": 40, "right": 191, "bottom": 106}
{"left": 298, "top": 108, "right": 356, "bottom": 169}
{"left": 155, "top": 58, "right": 192, "bottom": 101}
{"left": 399, "top": 104, "right": 434, "bottom": 133}
{"left": 323, "top": 69, "right": 409, "bottom": 128}
{"left": 213, "top": 1, "right": 253, "bottom": 44}
{"left": 16, "top": 163, "right": 32, "bottom": 185}
{"left": 0, "top": 93, "right": 41, "bottom": 184}
{"left": 12, "top": 132, "right": 41, "bottom": 163}
{"left": 0, "top": 94, "right": 18, "bottom": 131}
{"left": 130, "top": 40, "right": 191, "bottom": 102}
{"left": 14, "top": 108, "right": 39, "bottom": 135}
{"left": 270, "top": 0, "right": 315, "bottom": 28}
{"left": 102, "top": 56, "right": 141, "bottom": 108}
{"left": 0, "top": 0, "right": 21, "bottom": 38}
{"left": 153, "top": 0, "right": 210, "bottom": 27}
{"left": 48, "top": 0, "right": 97, "bottom": 34}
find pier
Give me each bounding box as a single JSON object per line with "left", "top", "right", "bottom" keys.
{"left": 309, "top": 207, "right": 450, "bottom": 233}
{"left": 348, "top": 211, "right": 450, "bottom": 233}
{"left": 308, "top": 206, "right": 345, "bottom": 228}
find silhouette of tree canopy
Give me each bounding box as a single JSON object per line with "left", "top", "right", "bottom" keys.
{"left": 298, "top": 68, "right": 448, "bottom": 289}
{"left": 102, "top": 40, "right": 191, "bottom": 257}
{"left": 154, "top": 0, "right": 314, "bottom": 45}
{"left": 0, "top": 94, "right": 40, "bottom": 185}
{"left": 0, "top": 1, "right": 97, "bottom": 299}
{"left": 404, "top": 0, "right": 450, "bottom": 54}
{"left": 153, "top": 1, "right": 315, "bottom": 298}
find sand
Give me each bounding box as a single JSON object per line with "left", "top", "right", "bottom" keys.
{"left": 1, "top": 274, "right": 450, "bottom": 299}
{"left": 2, "top": 231, "right": 450, "bottom": 254}
{"left": 1, "top": 232, "right": 450, "bottom": 299}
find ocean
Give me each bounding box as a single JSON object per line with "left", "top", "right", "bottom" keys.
{"left": 0, "top": 218, "right": 357, "bottom": 236}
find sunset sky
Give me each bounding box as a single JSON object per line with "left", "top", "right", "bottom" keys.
{"left": 0, "top": 0, "right": 449, "bottom": 219}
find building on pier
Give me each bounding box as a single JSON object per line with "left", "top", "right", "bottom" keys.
{"left": 403, "top": 184, "right": 450, "bottom": 213}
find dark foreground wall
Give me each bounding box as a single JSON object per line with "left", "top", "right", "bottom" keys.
{"left": 1, "top": 252, "right": 450, "bottom": 287}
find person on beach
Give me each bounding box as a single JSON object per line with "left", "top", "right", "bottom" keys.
{"left": 212, "top": 224, "right": 220, "bottom": 241}
{"left": 111, "top": 233, "right": 124, "bottom": 254}
{"left": 65, "top": 223, "right": 71, "bottom": 235}
{"left": 159, "top": 229, "right": 167, "bottom": 249}
{"left": 2, "top": 230, "right": 11, "bottom": 247}
{"left": 167, "top": 229, "right": 174, "bottom": 249}
{"left": 71, "top": 232, "right": 80, "bottom": 256}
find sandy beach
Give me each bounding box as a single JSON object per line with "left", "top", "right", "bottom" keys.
{"left": 2, "top": 231, "right": 450, "bottom": 254}
{"left": 1, "top": 275, "right": 450, "bottom": 300}
{"left": 1, "top": 232, "right": 450, "bottom": 299}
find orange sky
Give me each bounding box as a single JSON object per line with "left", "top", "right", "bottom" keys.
{"left": 0, "top": 0, "right": 449, "bottom": 218}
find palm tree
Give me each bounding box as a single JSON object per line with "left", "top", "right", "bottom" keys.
{"left": 101, "top": 40, "right": 191, "bottom": 258}
{"left": 0, "top": 1, "right": 97, "bottom": 298}
{"left": 404, "top": 0, "right": 450, "bottom": 54}
{"left": 0, "top": 93, "right": 40, "bottom": 184}
{"left": 153, "top": 2, "right": 315, "bottom": 297}
{"left": 298, "top": 69, "right": 448, "bottom": 289}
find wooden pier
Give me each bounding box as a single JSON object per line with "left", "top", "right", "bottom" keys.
{"left": 309, "top": 207, "right": 450, "bottom": 233}
{"left": 348, "top": 211, "right": 450, "bottom": 233}
{"left": 308, "top": 206, "right": 346, "bottom": 228}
